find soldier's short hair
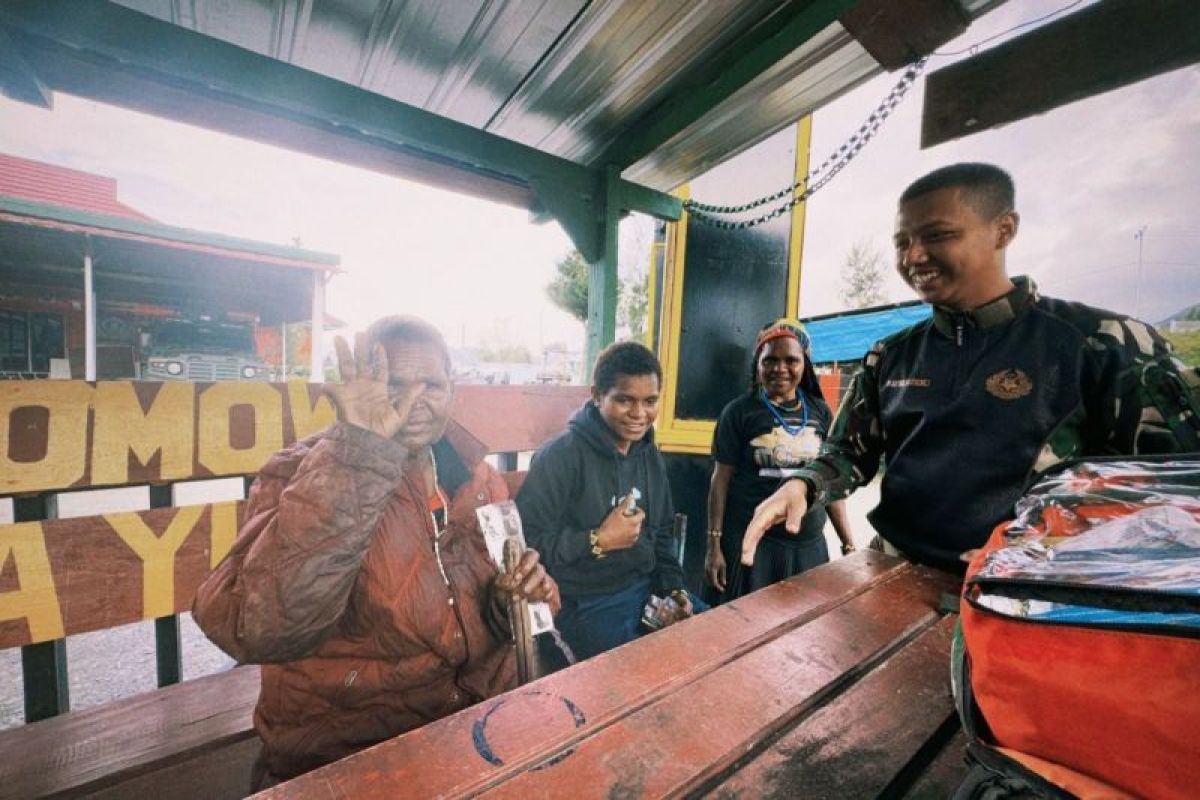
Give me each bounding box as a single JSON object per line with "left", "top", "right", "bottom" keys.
{"left": 366, "top": 315, "right": 452, "bottom": 370}
{"left": 899, "top": 163, "right": 1015, "bottom": 220}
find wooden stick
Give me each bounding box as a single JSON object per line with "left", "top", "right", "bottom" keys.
{"left": 502, "top": 538, "right": 535, "bottom": 685}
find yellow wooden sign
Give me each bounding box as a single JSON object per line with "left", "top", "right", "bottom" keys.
{"left": 0, "top": 380, "right": 336, "bottom": 495}
{"left": 0, "top": 501, "right": 245, "bottom": 648}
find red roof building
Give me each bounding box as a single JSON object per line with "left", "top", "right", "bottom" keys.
{"left": 0, "top": 152, "right": 339, "bottom": 380}
{"left": 0, "top": 153, "right": 156, "bottom": 222}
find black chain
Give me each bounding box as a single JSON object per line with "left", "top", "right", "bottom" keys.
{"left": 683, "top": 58, "right": 928, "bottom": 230}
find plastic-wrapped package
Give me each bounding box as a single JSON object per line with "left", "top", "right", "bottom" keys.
{"left": 958, "top": 457, "right": 1200, "bottom": 800}
{"left": 969, "top": 459, "right": 1200, "bottom": 630}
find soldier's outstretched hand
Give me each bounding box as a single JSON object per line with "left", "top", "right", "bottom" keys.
{"left": 741, "top": 479, "right": 810, "bottom": 566}
{"left": 326, "top": 333, "right": 423, "bottom": 441}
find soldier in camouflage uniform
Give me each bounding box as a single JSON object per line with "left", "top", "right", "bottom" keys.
{"left": 741, "top": 162, "right": 1200, "bottom": 573}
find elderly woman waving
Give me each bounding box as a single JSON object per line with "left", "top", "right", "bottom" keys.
{"left": 705, "top": 318, "right": 855, "bottom": 602}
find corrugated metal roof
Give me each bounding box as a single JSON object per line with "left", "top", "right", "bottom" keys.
{"left": 0, "top": 152, "right": 155, "bottom": 222}
{"left": 99, "top": 0, "right": 1000, "bottom": 193}
{"left": 805, "top": 302, "right": 933, "bottom": 364}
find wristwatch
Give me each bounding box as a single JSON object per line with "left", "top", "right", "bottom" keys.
{"left": 589, "top": 529, "right": 606, "bottom": 559}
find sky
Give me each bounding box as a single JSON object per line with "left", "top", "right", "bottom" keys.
{"left": 0, "top": 0, "right": 1197, "bottom": 353}
{"left": 796, "top": 2, "right": 1200, "bottom": 323}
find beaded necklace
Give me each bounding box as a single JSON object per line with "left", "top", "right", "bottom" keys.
{"left": 428, "top": 449, "right": 451, "bottom": 587}
{"left": 759, "top": 388, "right": 808, "bottom": 435}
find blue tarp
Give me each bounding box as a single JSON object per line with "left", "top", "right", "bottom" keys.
{"left": 805, "top": 303, "right": 932, "bottom": 365}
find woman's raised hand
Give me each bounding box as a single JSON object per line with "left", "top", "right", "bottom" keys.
{"left": 326, "top": 333, "right": 423, "bottom": 441}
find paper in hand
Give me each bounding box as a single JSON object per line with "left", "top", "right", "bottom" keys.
{"left": 475, "top": 501, "right": 555, "bottom": 635}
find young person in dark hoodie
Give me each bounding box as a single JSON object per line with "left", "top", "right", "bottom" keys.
{"left": 517, "top": 341, "right": 703, "bottom": 661}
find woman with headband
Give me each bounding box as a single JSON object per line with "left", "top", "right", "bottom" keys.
{"left": 705, "top": 318, "right": 856, "bottom": 601}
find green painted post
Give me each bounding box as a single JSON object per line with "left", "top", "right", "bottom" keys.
{"left": 149, "top": 484, "right": 182, "bottom": 687}
{"left": 15, "top": 494, "right": 70, "bottom": 721}
{"left": 585, "top": 167, "right": 622, "bottom": 379}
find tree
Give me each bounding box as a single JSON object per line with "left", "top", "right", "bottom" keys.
{"left": 546, "top": 250, "right": 589, "bottom": 323}
{"left": 617, "top": 216, "right": 655, "bottom": 342}
{"left": 620, "top": 273, "right": 649, "bottom": 342}
{"left": 840, "top": 241, "right": 888, "bottom": 309}
{"left": 547, "top": 215, "right": 654, "bottom": 342}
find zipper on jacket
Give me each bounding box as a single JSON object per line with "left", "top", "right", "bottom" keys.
{"left": 955, "top": 318, "right": 964, "bottom": 347}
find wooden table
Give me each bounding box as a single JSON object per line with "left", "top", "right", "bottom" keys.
{"left": 257, "top": 552, "right": 966, "bottom": 799}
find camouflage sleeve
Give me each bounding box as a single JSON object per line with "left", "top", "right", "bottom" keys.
{"left": 795, "top": 343, "right": 887, "bottom": 505}
{"left": 1117, "top": 320, "right": 1200, "bottom": 452}
{"left": 1089, "top": 318, "right": 1199, "bottom": 456}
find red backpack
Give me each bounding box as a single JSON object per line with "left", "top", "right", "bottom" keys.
{"left": 956, "top": 457, "right": 1200, "bottom": 799}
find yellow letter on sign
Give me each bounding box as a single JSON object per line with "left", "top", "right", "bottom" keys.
{"left": 107, "top": 506, "right": 204, "bottom": 619}
{"left": 209, "top": 501, "right": 240, "bottom": 569}
{"left": 92, "top": 382, "right": 195, "bottom": 485}
{"left": 0, "top": 522, "right": 66, "bottom": 643}
{"left": 0, "top": 382, "right": 92, "bottom": 494}
{"left": 197, "top": 383, "right": 283, "bottom": 476}
{"left": 288, "top": 382, "right": 336, "bottom": 440}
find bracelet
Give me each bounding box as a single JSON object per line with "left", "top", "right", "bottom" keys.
{"left": 670, "top": 588, "right": 690, "bottom": 606}
{"left": 589, "top": 529, "right": 606, "bottom": 559}
{"left": 707, "top": 529, "right": 722, "bottom": 539}
{"left": 841, "top": 542, "right": 856, "bottom": 554}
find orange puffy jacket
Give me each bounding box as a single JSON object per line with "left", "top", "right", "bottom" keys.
{"left": 193, "top": 421, "right": 515, "bottom": 780}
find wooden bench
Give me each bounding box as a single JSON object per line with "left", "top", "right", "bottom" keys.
{"left": 255, "top": 553, "right": 968, "bottom": 799}
{"left": 0, "top": 380, "right": 587, "bottom": 799}
{"left": 0, "top": 666, "right": 262, "bottom": 800}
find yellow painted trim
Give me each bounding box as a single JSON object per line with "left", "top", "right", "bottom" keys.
{"left": 654, "top": 184, "right": 718, "bottom": 455}
{"left": 655, "top": 119, "right": 814, "bottom": 455}
{"left": 786, "top": 116, "right": 813, "bottom": 318}
{"left": 658, "top": 184, "right": 687, "bottom": 430}
{"left": 644, "top": 240, "right": 664, "bottom": 348}
{"left": 653, "top": 431, "right": 712, "bottom": 455}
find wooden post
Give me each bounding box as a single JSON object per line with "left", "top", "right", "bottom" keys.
{"left": 310, "top": 272, "right": 324, "bottom": 383}
{"left": 83, "top": 237, "right": 95, "bottom": 381}
{"left": 149, "top": 483, "right": 182, "bottom": 687}
{"left": 15, "top": 494, "right": 70, "bottom": 721}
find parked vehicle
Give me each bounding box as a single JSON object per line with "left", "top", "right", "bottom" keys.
{"left": 142, "top": 318, "right": 269, "bottom": 382}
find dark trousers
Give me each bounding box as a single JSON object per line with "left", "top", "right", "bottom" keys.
{"left": 556, "top": 576, "right": 708, "bottom": 661}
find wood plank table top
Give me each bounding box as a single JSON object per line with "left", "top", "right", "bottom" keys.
{"left": 257, "top": 552, "right": 965, "bottom": 799}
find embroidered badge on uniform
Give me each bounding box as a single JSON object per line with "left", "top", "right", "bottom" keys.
{"left": 985, "top": 369, "right": 1033, "bottom": 400}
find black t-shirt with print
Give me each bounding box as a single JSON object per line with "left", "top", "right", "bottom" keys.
{"left": 713, "top": 389, "right": 833, "bottom": 543}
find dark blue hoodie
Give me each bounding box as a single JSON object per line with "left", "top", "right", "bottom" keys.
{"left": 516, "top": 401, "right": 686, "bottom": 597}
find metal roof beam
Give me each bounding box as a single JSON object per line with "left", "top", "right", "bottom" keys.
{"left": 0, "top": 27, "right": 51, "bottom": 108}
{"left": 594, "top": 0, "right": 859, "bottom": 172}
{"left": 0, "top": 0, "right": 680, "bottom": 261}
{"left": 922, "top": 0, "right": 1200, "bottom": 148}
